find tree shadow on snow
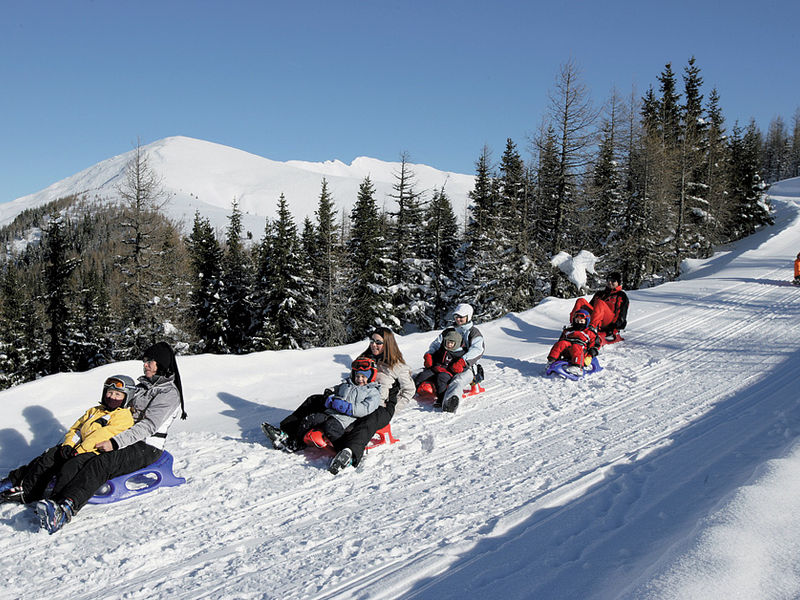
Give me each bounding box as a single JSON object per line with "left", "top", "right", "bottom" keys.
{"left": 399, "top": 350, "right": 800, "bottom": 600}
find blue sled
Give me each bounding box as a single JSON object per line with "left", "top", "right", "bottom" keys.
{"left": 545, "top": 357, "right": 603, "bottom": 381}
{"left": 88, "top": 450, "right": 186, "bottom": 505}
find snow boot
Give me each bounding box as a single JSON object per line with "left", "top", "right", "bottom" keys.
{"left": 0, "top": 485, "right": 25, "bottom": 504}
{"left": 442, "top": 395, "right": 460, "bottom": 413}
{"left": 328, "top": 448, "right": 353, "bottom": 475}
{"left": 261, "top": 422, "right": 290, "bottom": 451}
{"left": 35, "top": 498, "right": 75, "bottom": 534}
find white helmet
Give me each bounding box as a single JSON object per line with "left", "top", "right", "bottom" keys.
{"left": 453, "top": 303, "right": 474, "bottom": 322}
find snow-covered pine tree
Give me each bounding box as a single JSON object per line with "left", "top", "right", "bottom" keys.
{"left": 421, "top": 187, "right": 461, "bottom": 328}
{"left": 41, "top": 213, "right": 79, "bottom": 374}
{"left": 0, "top": 264, "right": 44, "bottom": 388}
{"left": 259, "top": 194, "right": 316, "bottom": 350}
{"left": 702, "top": 88, "right": 731, "bottom": 245}
{"left": 72, "top": 266, "right": 115, "bottom": 371}
{"left": 186, "top": 211, "right": 227, "bottom": 353}
{"left": 221, "top": 200, "right": 256, "bottom": 353}
{"left": 346, "top": 176, "right": 397, "bottom": 341}
{"left": 310, "top": 179, "right": 347, "bottom": 346}
{"left": 386, "top": 153, "right": 429, "bottom": 332}
{"left": 462, "top": 145, "right": 500, "bottom": 320}
{"left": 727, "top": 121, "right": 773, "bottom": 238}
{"left": 497, "top": 138, "right": 538, "bottom": 311}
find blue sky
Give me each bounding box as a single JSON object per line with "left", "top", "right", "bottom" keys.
{"left": 1, "top": 0, "right": 798, "bottom": 204}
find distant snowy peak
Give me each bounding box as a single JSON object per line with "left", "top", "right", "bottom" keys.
{"left": 0, "top": 136, "right": 475, "bottom": 235}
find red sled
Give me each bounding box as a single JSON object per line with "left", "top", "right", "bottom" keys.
{"left": 302, "top": 424, "right": 399, "bottom": 453}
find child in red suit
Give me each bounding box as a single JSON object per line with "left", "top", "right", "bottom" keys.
{"left": 547, "top": 309, "right": 601, "bottom": 375}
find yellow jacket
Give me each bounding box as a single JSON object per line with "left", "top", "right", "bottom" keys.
{"left": 62, "top": 405, "right": 134, "bottom": 454}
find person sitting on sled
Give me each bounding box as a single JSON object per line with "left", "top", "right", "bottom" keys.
{"left": 326, "top": 327, "right": 414, "bottom": 475}
{"left": 415, "top": 328, "right": 467, "bottom": 404}
{"left": 0, "top": 375, "right": 137, "bottom": 506}
{"left": 262, "top": 357, "right": 383, "bottom": 455}
{"left": 547, "top": 309, "right": 601, "bottom": 376}
{"left": 590, "top": 271, "right": 629, "bottom": 341}
{"left": 422, "top": 302, "right": 485, "bottom": 413}
{"left": 27, "top": 342, "right": 185, "bottom": 534}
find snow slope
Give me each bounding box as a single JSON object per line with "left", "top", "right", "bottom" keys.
{"left": 0, "top": 136, "right": 474, "bottom": 236}
{"left": 2, "top": 178, "right": 800, "bottom": 599}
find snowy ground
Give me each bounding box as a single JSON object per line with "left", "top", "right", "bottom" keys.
{"left": 2, "top": 178, "right": 800, "bottom": 600}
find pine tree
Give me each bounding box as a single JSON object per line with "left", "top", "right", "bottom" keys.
{"left": 422, "top": 187, "right": 461, "bottom": 327}
{"left": 703, "top": 88, "right": 731, "bottom": 244}
{"left": 72, "top": 266, "right": 115, "bottom": 370}
{"left": 387, "top": 153, "right": 428, "bottom": 331}
{"left": 728, "top": 121, "right": 773, "bottom": 238}
{"left": 463, "top": 146, "right": 500, "bottom": 319}
{"left": 42, "top": 213, "right": 79, "bottom": 374}
{"left": 311, "top": 179, "right": 347, "bottom": 346}
{"left": 115, "top": 141, "right": 174, "bottom": 357}
{"left": 186, "top": 211, "right": 227, "bottom": 353}
{"left": 221, "top": 200, "right": 255, "bottom": 353}
{"left": 347, "top": 177, "right": 396, "bottom": 340}
{"left": 260, "top": 194, "right": 315, "bottom": 349}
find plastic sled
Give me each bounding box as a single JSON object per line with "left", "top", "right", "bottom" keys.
{"left": 462, "top": 382, "right": 485, "bottom": 397}
{"left": 414, "top": 382, "right": 437, "bottom": 403}
{"left": 545, "top": 357, "right": 603, "bottom": 381}
{"left": 303, "top": 424, "right": 398, "bottom": 454}
{"left": 88, "top": 450, "right": 186, "bottom": 505}
{"left": 365, "top": 424, "right": 399, "bottom": 450}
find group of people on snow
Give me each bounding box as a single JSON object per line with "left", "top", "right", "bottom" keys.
{"left": 2, "top": 271, "right": 629, "bottom": 534}
{"left": 261, "top": 303, "right": 485, "bottom": 474}
{"left": 546, "top": 272, "right": 629, "bottom": 375}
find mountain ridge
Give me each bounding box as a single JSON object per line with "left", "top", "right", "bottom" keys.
{"left": 0, "top": 136, "right": 475, "bottom": 235}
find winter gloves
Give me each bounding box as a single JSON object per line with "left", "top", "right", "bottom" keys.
{"left": 423, "top": 353, "right": 433, "bottom": 368}
{"left": 325, "top": 395, "right": 353, "bottom": 417}
{"left": 450, "top": 358, "right": 467, "bottom": 374}
{"left": 58, "top": 445, "right": 77, "bottom": 461}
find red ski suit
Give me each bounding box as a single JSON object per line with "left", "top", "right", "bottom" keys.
{"left": 547, "top": 325, "right": 601, "bottom": 367}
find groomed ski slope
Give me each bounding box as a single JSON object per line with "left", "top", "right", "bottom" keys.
{"left": 2, "top": 178, "right": 800, "bottom": 600}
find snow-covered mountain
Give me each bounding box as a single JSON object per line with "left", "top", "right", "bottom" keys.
{"left": 2, "top": 179, "right": 800, "bottom": 599}
{"left": 0, "top": 136, "right": 475, "bottom": 236}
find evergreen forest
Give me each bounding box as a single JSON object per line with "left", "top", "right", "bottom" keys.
{"left": 2, "top": 57, "right": 798, "bottom": 390}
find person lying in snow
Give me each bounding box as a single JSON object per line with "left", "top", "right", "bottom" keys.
{"left": 547, "top": 309, "right": 601, "bottom": 376}
{"left": 414, "top": 327, "right": 468, "bottom": 404}
{"left": 261, "top": 357, "right": 382, "bottom": 461}
{"left": 0, "top": 375, "right": 137, "bottom": 506}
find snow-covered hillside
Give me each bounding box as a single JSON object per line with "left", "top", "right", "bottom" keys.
{"left": 2, "top": 179, "right": 800, "bottom": 599}
{"left": 0, "top": 136, "right": 475, "bottom": 236}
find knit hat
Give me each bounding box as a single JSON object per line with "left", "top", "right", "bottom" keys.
{"left": 143, "top": 342, "right": 186, "bottom": 420}
{"left": 442, "top": 328, "right": 463, "bottom": 349}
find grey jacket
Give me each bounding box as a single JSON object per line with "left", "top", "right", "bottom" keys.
{"left": 428, "top": 321, "right": 485, "bottom": 366}
{"left": 111, "top": 374, "right": 182, "bottom": 450}
{"left": 325, "top": 380, "right": 382, "bottom": 430}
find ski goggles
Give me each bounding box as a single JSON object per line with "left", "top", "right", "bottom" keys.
{"left": 104, "top": 377, "right": 127, "bottom": 389}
